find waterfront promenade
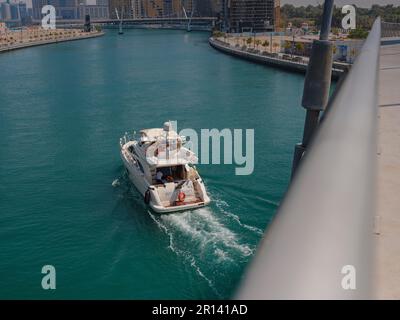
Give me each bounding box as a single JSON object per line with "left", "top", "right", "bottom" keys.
{"left": 0, "top": 28, "right": 104, "bottom": 53}
{"left": 209, "top": 37, "right": 347, "bottom": 79}
{"left": 375, "top": 43, "right": 400, "bottom": 299}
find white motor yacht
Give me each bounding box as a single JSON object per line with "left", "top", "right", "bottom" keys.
{"left": 120, "top": 122, "right": 211, "bottom": 213}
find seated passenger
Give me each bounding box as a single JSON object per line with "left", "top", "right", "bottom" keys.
{"left": 156, "top": 171, "right": 164, "bottom": 184}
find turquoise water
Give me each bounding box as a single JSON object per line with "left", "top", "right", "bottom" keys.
{"left": 0, "top": 29, "right": 306, "bottom": 299}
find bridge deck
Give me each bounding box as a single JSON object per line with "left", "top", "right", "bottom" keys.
{"left": 375, "top": 43, "right": 400, "bottom": 299}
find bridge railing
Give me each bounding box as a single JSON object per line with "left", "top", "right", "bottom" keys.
{"left": 236, "top": 18, "right": 381, "bottom": 299}
{"left": 382, "top": 21, "right": 400, "bottom": 38}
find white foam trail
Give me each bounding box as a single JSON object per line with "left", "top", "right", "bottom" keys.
{"left": 215, "top": 199, "right": 264, "bottom": 236}
{"left": 214, "top": 248, "right": 233, "bottom": 262}
{"left": 112, "top": 179, "right": 120, "bottom": 187}
{"left": 148, "top": 211, "right": 175, "bottom": 252}
{"left": 148, "top": 210, "right": 221, "bottom": 297}
{"left": 254, "top": 195, "right": 280, "bottom": 207}
{"left": 161, "top": 208, "right": 254, "bottom": 257}
{"left": 189, "top": 257, "right": 221, "bottom": 297}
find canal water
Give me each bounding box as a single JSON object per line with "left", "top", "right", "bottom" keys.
{"left": 0, "top": 29, "right": 306, "bottom": 299}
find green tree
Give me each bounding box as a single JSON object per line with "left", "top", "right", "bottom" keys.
{"left": 212, "top": 31, "right": 224, "bottom": 38}
{"left": 348, "top": 28, "right": 369, "bottom": 39}
{"left": 295, "top": 42, "right": 305, "bottom": 54}
{"left": 262, "top": 40, "right": 270, "bottom": 52}
{"left": 283, "top": 41, "right": 292, "bottom": 51}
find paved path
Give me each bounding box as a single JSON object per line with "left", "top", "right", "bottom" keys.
{"left": 0, "top": 32, "right": 104, "bottom": 54}
{"left": 375, "top": 43, "right": 400, "bottom": 299}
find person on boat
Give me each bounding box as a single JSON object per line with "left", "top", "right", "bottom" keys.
{"left": 156, "top": 171, "right": 164, "bottom": 184}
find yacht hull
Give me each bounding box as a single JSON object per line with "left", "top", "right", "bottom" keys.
{"left": 120, "top": 149, "right": 210, "bottom": 214}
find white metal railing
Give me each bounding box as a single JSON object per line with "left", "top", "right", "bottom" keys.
{"left": 236, "top": 18, "right": 381, "bottom": 300}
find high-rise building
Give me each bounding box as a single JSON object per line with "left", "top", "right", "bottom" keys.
{"left": 0, "top": 1, "right": 31, "bottom": 23}
{"left": 228, "top": 0, "right": 274, "bottom": 32}
{"left": 1, "top": 2, "right": 12, "bottom": 20}
{"left": 210, "top": 0, "right": 223, "bottom": 15}
{"left": 107, "top": 1, "right": 223, "bottom": 20}
{"left": 274, "top": 0, "right": 280, "bottom": 31}
{"left": 10, "top": 2, "right": 20, "bottom": 20}
{"left": 79, "top": 0, "right": 109, "bottom": 20}
{"left": 144, "top": 0, "right": 164, "bottom": 18}
{"left": 171, "top": 0, "right": 182, "bottom": 17}
{"left": 18, "top": 2, "right": 28, "bottom": 20}
{"left": 163, "top": 0, "right": 172, "bottom": 17}
{"left": 196, "top": 0, "right": 213, "bottom": 17}
{"left": 109, "top": 0, "right": 133, "bottom": 19}
{"left": 32, "top": 0, "right": 80, "bottom": 20}
{"left": 181, "top": 0, "right": 193, "bottom": 16}
{"left": 106, "top": 0, "right": 142, "bottom": 18}
{"left": 132, "top": 0, "right": 142, "bottom": 18}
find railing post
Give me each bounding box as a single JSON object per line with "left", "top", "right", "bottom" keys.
{"left": 291, "top": 0, "right": 334, "bottom": 179}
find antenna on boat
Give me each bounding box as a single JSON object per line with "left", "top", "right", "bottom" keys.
{"left": 164, "top": 121, "right": 171, "bottom": 160}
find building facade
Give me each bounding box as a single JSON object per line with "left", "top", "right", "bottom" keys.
{"left": 228, "top": 0, "right": 274, "bottom": 33}
{"left": 108, "top": 0, "right": 138, "bottom": 19}
{"left": 107, "top": 0, "right": 223, "bottom": 20}
{"left": 0, "top": 2, "right": 12, "bottom": 21}
{"left": 32, "top": 0, "right": 81, "bottom": 20}
{"left": 79, "top": 0, "right": 109, "bottom": 20}
{"left": 274, "top": 0, "right": 280, "bottom": 31}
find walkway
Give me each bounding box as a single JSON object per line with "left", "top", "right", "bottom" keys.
{"left": 375, "top": 43, "right": 400, "bottom": 299}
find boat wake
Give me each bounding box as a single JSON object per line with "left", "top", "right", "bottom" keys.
{"left": 112, "top": 178, "right": 120, "bottom": 187}
{"left": 215, "top": 199, "right": 264, "bottom": 236}
{"left": 148, "top": 205, "right": 258, "bottom": 298}
{"left": 113, "top": 171, "right": 263, "bottom": 298}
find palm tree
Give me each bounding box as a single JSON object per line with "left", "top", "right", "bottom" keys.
{"left": 262, "top": 40, "right": 270, "bottom": 53}
{"left": 295, "top": 42, "right": 305, "bottom": 55}
{"left": 283, "top": 41, "right": 292, "bottom": 52}
{"left": 246, "top": 37, "right": 253, "bottom": 46}
{"left": 273, "top": 42, "right": 279, "bottom": 53}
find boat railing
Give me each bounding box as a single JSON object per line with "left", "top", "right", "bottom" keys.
{"left": 119, "top": 130, "right": 137, "bottom": 147}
